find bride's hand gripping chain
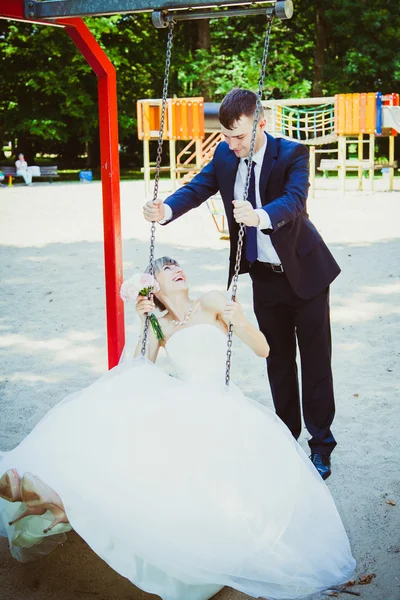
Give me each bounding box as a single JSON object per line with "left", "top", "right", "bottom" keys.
{"left": 136, "top": 295, "right": 156, "bottom": 321}
{"left": 120, "top": 273, "right": 165, "bottom": 361}
{"left": 222, "top": 299, "right": 269, "bottom": 358}
{"left": 222, "top": 300, "right": 247, "bottom": 329}
{"left": 202, "top": 291, "right": 269, "bottom": 359}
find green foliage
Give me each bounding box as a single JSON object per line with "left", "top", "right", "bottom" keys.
{"left": 0, "top": 2, "right": 399, "bottom": 166}
{"left": 175, "top": 15, "right": 314, "bottom": 100}
{"left": 318, "top": 1, "right": 400, "bottom": 94}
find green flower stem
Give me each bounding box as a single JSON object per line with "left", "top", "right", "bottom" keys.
{"left": 149, "top": 313, "right": 165, "bottom": 341}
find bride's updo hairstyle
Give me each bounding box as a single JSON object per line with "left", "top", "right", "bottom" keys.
{"left": 145, "top": 256, "right": 180, "bottom": 312}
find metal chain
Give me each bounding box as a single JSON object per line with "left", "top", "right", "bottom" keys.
{"left": 141, "top": 20, "right": 175, "bottom": 357}
{"left": 225, "top": 11, "right": 274, "bottom": 387}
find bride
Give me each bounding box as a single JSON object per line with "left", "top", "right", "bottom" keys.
{"left": 0, "top": 256, "right": 355, "bottom": 600}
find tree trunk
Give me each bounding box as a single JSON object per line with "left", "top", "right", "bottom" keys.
{"left": 196, "top": 19, "right": 211, "bottom": 50}
{"left": 88, "top": 137, "right": 100, "bottom": 169}
{"left": 312, "top": 0, "right": 327, "bottom": 97}
{"left": 15, "top": 135, "right": 35, "bottom": 164}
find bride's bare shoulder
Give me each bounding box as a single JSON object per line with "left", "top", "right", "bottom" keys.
{"left": 199, "top": 291, "right": 227, "bottom": 312}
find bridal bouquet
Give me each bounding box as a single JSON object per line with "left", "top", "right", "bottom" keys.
{"left": 120, "top": 273, "right": 165, "bottom": 341}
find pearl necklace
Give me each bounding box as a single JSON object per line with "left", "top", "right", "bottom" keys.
{"left": 172, "top": 302, "right": 193, "bottom": 327}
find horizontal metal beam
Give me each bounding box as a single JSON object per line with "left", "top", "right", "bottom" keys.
{"left": 24, "top": 0, "right": 280, "bottom": 20}
{"left": 152, "top": 6, "right": 276, "bottom": 27}
{"left": 152, "top": 0, "right": 293, "bottom": 26}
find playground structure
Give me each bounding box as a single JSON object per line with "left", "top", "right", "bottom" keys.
{"left": 137, "top": 98, "right": 226, "bottom": 193}
{"left": 139, "top": 91, "right": 400, "bottom": 201}
{"left": 3, "top": 0, "right": 398, "bottom": 368}
{"left": 1, "top": 0, "right": 292, "bottom": 369}
{"left": 137, "top": 97, "right": 206, "bottom": 193}
{"left": 264, "top": 92, "right": 399, "bottom": 194}
{"left": 310, "top": 92, "right": 400, "bottom": 195}
{"left": 137, "top": 97, "right": 227, "bottom": 233}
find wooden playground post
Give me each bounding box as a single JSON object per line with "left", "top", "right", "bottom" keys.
{"left": 143, "top": 138, "right": 151, "bottom": 195}
{"left": 389, "top": 135, "right": 395, "bottom": 191}
{"left": 309, "top": 146, "right": 316, "bottom": 198}
{"left": 338, "top": 136, "right": 346, "bottom": 195}
{"left": 169, "top": 139, "right": 177, "bottom": 191}
{"left": 358, "top": 133, "right": 363, "bottom": 191}
{"left": 288, "top": 111, "right": 293, "bottom": 138}
{"left": 369, "top": 134, "right": 375, "bottom": 191}
{"left": 195, "top": 139, "right": 202, "bottom": 169}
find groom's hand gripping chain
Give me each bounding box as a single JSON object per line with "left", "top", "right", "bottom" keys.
{"left": 232, "top": 200, "right": 260, "bottom": 227}
{"left": 143, "top": 197, "right": 165, "bottom": 223}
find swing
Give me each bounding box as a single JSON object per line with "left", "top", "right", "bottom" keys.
{"left": 141, "top": 1, "right": 294, "bottom": 388}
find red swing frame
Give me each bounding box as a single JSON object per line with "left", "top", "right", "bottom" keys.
{"left": 0, "top": 0, "right": 124, "bottom": 369}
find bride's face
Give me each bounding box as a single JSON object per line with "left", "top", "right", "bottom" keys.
{"left": 156, "top": 263, "right": 189, "bottom": 299}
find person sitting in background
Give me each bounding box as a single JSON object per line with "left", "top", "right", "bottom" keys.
{"left": 15, "top": 153, "right": 33, "bottom": 186}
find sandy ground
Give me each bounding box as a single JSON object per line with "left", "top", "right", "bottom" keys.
{"left": 0, "top": 177, "right": 399, "bottom": 600}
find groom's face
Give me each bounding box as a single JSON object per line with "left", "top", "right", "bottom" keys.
{"left": 221, "top": 114, "right": 266, "bottom": 159}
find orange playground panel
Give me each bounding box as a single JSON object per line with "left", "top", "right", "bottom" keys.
{"left": 137, "top": 97, "right": 205, "bottom": 141}
{"left": 365, "top": 92, "right": 376, "bottom": 134}
{"left": 335, "top": 92, "right": 377, "bottom": 135}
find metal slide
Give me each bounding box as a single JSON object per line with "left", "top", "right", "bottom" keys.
{"left": 382, "top": 105, "right": 400, "bottom": 133}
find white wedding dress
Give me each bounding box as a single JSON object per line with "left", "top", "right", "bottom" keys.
{"left": 0, "top": 324, "right": 355, "bottom": 600}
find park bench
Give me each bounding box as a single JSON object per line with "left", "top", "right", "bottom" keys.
{"left": 318, "top": 159, "right": 398, "bottom": 176}
{"left": 0, "top": 165, "right": 59, "bottom": 184}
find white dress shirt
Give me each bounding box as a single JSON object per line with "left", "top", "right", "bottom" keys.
{"left": 161, "top": 136, "right": 282, "bottom": 265}
{"left": 234, "top": 137, "right": 281, "bottom": 265}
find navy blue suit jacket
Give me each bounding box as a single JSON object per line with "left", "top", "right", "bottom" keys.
{"left": 165, "top": 133, "right": 340, "bottom": 299}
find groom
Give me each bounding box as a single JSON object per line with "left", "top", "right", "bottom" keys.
{"left": 143, "top": 88, "right": 340, "bottom": 480}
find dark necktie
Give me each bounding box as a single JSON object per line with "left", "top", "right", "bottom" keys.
{"left": 244, "top": 159, "right": 258, "bottom": 264}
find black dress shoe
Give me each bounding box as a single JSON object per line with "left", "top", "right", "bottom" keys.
{"left": 311, "top": 453, "right": 331, "bottom": 480}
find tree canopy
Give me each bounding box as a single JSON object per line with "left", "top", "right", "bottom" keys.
{"left": 0, "top": 1, "right": 399, "bottom": 166}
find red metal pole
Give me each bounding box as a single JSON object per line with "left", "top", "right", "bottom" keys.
{"left": 56, "top": 18, "right": 125, "bottom": 369}
{"left": 0, "top": 5, "right": 125, "bottom": 369}
{"left": 0, "top": 0, "right": 62, "bottom": 25}
{"left": 0, "top": 0, "right": 24, "bottom": 19}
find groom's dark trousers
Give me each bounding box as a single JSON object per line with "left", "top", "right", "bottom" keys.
{"left": 164, "top": 133, "right": 340, "bottom": 457}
